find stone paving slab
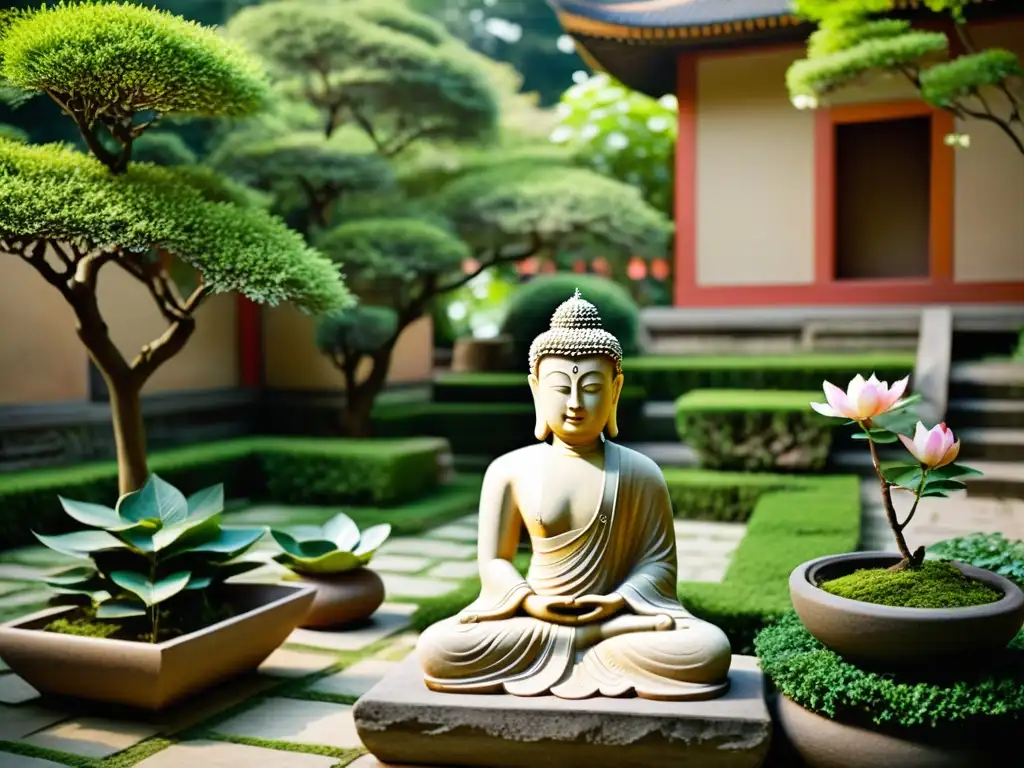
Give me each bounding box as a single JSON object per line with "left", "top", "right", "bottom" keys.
{"left": 375, "top": 633, "right": 419, "bottom": 662}
{"left": 381, "top": 574, "right": 460, "bottom": 599}
{"left": 21, "top": 716, "right": 161, "bottom": 759}
{"left": 134, "top": 739, "right": 340, "bottom": 768}
{"left": 308, "top": 659, "right": 399, "bottom": 698}
{"left": 379, "top": 539, "right": 476, "bottom": 560}
{"left": 426, "top": 523, "right": 478, "bottom": 542}
{"left": 0, "top": 752, "right": 68, "bottom": 767}
{"left": 214, "top": 698, "right": 361, "bottom": 749}
{"left": 676, "top": 538, "right": 738, "bottom": 556}
{"left": 0, "top": 656, "right": 10, "bottom": 672}
{"left": 426, "top": 561, "right": 479, "bottom": 580}
{"left": 0, "top": 703, "right": 67, "bottom": 741}
{"left": 370, "top": 555, "right": 433, "bottom": 574}
{"left": 678, "top": 566, "right": 727, "bottom": 583}
{"left": 672, "top": 520, "right": 747, "bottom": 540}
{"left": 258, "top": 648, "right": 338, "bottom": 679}
{"left": 0, "top": 673, "right": 39, "bottom": 704}
{"left": 155, "top": 674, "right": 282, "bottom": 736}
{"left": 288, "top": 603, "right": 416, "bottom": 652}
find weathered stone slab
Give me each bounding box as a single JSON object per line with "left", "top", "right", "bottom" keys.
{"left": 380, "top": 539, "right": 476, "bottom": 560}
{"left": 287, "top": 603, "right": 416, "bottom": 652}
{"left": 381, "top": 574, "right": 459, "bottom": 599}
{"left": 0, "top": 673, "right": 39, "bottom": 704}
{"left": 353, "top": 655, "right": 770, "bottom": 768}
{"left": 427, "top": 524, "right": 478, "bottom": 542}
{"left": 214, "top": 698, "right": 361, "bottom": 749}
{"left": 134, "top": 739, "right": 339, "bottom": 768}
{"left": 672, "top": 521, "right": 747, "bottom": 540}
{"left": 371, "top": 555, "right": 433, "bottom": 574}
{"left": 0, "top": 703, "right": 67, "bottom": 741}
{"left": 22, "top": 716, "right": 161, "bottom": 759}
{"left": 258, "top": 648, "right": 338, "bottom": 678}
{"left": 426, "top": 561, "right": 479, "bottom": 580}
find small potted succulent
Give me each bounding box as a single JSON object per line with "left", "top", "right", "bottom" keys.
{"left": 790, "top": 373, "right": 1024, "bottom": 667}
{"left": 0, "top": 475, "right": 315, "bottom": 710}
{"left": 270, "top": 513, "right": 391, "bottom": 628}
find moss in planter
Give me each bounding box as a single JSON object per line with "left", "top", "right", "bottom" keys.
{"left": 820, "top": 560, "right": 1002, "bottom": 608}
{"left": 755, "top": 611, "right": 1024, "bottom": 728}
{"left": 43, "top": 597, "right": 236, "bottom": 643}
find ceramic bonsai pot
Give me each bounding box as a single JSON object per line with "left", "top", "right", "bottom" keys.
{"left": 294, "top": 567, "right": 385, "bottom": 628}
{"left": 0, "top": 582, "right": 314, "bottom": 711}
{"left": 790, "top": 552, "right": 1024, "bottom": 668}
{"left": 775, "top": 693, "right": 1012, "bottom": 768}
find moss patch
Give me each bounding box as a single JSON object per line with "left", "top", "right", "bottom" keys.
{"left": 205, "top": 732, "right": 360, "bottom": 761}
{"left": 821, "top": 560, "right": 1002, "bottom": 608}
{"left": 43, "top": 598, "right": 237, "bottom": 643}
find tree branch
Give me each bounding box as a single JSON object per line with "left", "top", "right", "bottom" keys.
{"left": 129, "top": 282, "right": 212, "bottom": 385}
{"left": 438, "top": 236, "right": 544, "bottom": 294}
{"left": 347, "top": 103, "right": 385, "bottom": 154}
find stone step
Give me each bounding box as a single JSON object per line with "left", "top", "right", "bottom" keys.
{"left": 947, "top": 398, "right": 1024, "bottom": 429}
{"left": 625, "top": 442, "right": 698, "bottom": 468}
{"left": 958, "top": 427, "right": 1024, "bottom": 463}
{"left": 949, "top": 361, "right": 1024, "bottom": 400}
{"left": 641, "top": 401, "right": 680, "bottom": 442}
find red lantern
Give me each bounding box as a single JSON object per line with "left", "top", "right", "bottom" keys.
{"left": 461, "top": 258, "right": 480, "bottom": 274}
{"left": 626, "top": 256, "right": 647, "bottom": 280}
{"left": 651, "top": 258, "right": 670, "bottom": 281}
{"left": 592, "top": 257, "right": 610, "bottom": 276}
{"left": 518, "top": 257, "right": 539, "bottom": 275}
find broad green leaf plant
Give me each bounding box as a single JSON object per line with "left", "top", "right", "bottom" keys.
{"left": 270, "top": 513, "right": 391, "bottom": 575}
{"left": 811, "top": 373, "right": 983, "bottom": 571}
{"left": 34, "top": 475, "right": 265, "bottom": 643}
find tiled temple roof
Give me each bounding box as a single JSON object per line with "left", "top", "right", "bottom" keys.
{"left": 555, "top": 0, "right": 796, "bottom": 30}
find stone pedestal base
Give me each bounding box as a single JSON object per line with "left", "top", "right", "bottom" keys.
{"left": 352, "top": 655, "right": 771, "bottom": 768}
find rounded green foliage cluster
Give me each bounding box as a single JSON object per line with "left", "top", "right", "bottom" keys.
{"left": 0, "top": 123, "right": 28, "bottom": 143}
{"left": 551, "top": 72, "right": 676, "bottom": 214}
{"left": 345, "top": 1, "right": 448, "bottom": 46}
{"left": 317, "top": 217, "right": 468, "bottom": 297}
{"left": 821, "top": 559, "right": 1002, "bottom": 608}
{"left": 756, "top": 611, "right": 1024, "bottom": 728}
{"left": 316, "top": 305, "right": 399, "bottom": 357}
{"left": 500, "top": 273, "right": 641, "bottom": 369}
{"left": 0, "top": 141, "right": 350, "bottom": 313}
{"left": 928, "top": 532, "right": 1024, "bottom": 589}
{"left": 0, "top": 1, "right": 268, "bottom": 118}
{"left": 226, "top": 0, "right": 497, "bottom": 144}
{"left": 920, "top": 49, "right": 1024, "bottom": 107}
{"left": 437, "top": 164, "right": 673, "bottom": 259}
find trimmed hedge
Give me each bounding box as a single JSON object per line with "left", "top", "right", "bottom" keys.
{"left": 500, "top": 273, "right": 642, "bottom": 369}
{"left": 662, "top": 468, "right": 824, "bottom": 522}
{"left": 0, "top": 436, "right": 449, "bottom": 548}
{"left": 677, "top": 475, "right": 861, "bottom": 653}
{"left": 675, "top": 389, "right": 832, "bottom": 471}
{"left": 409, "top": 472, "right": 862, "bottom": 654}
{"left": 625, "top": 352, "right": 915, "bottom": 400}
{"left": 756, "top": 612, "right": 1023, "bottom": 730}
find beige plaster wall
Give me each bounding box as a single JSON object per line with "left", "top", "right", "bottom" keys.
{"left": 0, "top": 249, "right": 88, "bottom": 404}
{"left": 97, "top": 263, "right": 240, "bottom": 394}
{"left": 695, "top": 48, "right": 816, "bottom": 286}
{"left": 263, "top": 306, "right": 433, "bottom": 390}
{"left": 952, "top": 20, "right": 1024, "bottom": 283}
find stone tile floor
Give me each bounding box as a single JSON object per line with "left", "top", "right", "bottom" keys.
{"left": 0, "top": 510, "right": 744, "bottom": 766}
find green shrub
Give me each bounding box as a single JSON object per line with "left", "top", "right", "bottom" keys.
{"left": 675, "top": 389, "right": 832, "bottom": 471}
{"left": 625, "top": 352, "right": 916, "bottom": 401}
{"left": 756, "top": 612, "right": 1024, "bottom": 729}
{"left": 928, "top": 532, "right": 1024, "bottom": 588}
{"left": 0, "top": 437, "right": 447, "bottom": 548}
{"left": 500, "top": 273, "right": 641, "bottom": 369}
{"left": 662, "top": 468, "right": 822, "bottom": 522}
{"left": 679, "top": 476, "right": 861, "bottom": 653}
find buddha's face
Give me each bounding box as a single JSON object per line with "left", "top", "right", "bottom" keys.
{"left": 528, "top": 355, "right": 623, "bottom": 444}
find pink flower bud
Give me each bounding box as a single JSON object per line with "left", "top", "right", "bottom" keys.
{"left": 810, "top": 373, "right": 909, "bottom": 421}
{"left": 899, "top": 422, "right": 960, "bottom": 468}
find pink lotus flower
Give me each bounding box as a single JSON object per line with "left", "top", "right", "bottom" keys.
{"left": 899, "top": 422, "right": 960, "bottom": 469}
{"left": 810, "top": 373, "right": 909, "bottom": 421}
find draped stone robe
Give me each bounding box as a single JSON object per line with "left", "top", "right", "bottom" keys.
{"left": 416, "top": 441, "right": 732, "bottom": 701}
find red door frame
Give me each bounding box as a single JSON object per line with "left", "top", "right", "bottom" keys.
{"left": 237, "top": 296, "right": 263, "bottom": 388}
{"left": 672, "top": 51, "right": 1024, "bottom": 307}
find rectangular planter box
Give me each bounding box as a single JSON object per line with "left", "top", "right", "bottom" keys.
{"left": 0, "top": 582, "right": 314, "bottom": 711}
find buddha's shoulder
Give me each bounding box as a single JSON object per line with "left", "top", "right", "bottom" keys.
{"left": 612, "top": 442, "right": 668, "bottom": 485}
{"left": 483, "top": 444, "right": 547, "bottom": 481}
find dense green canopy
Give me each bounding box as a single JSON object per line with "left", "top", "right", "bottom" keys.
{"left": 131, "top": 131, "right": 198, "bottom": 167}
{"left": 436, "top": 164, "right": 674, "bottom": 259}
{"left": 0, "top": 140, "right": 350, "bottom": 313}
{"left": 316, "top": 305, "right": 400, "bottom": 359}
{"left": 0, "top": 2, "right": 268, "bottom": 120}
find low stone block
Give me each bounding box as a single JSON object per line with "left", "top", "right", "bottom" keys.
{"left": 353, "top": 655, "right": 771, "bottom": 768}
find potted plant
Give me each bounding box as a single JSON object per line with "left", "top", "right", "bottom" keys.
{"left": 0, "top": 475, "right": 315, "bottom": 710}
{"left": 789, "top": 373, "right": 1024, "bottom": 667}
{"left": 270, "top": 513, "right": 391, "bottom": 628}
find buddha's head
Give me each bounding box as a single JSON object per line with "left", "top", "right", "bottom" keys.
{"left": 527, "top": 289, "right": 625, "bottom": 444}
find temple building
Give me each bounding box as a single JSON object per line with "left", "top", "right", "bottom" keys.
{"left": 548, "top": 0, "right": 1024, "bottom": 321}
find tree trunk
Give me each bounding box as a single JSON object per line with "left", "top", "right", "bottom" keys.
{"left": 341, "top": 343, "right": 396, "bottom": 438}
{"left": 109, "top": 380, "right": 149, "bottom": 496}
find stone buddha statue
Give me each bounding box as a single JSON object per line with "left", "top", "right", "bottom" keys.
{"left": 416, "top": 290, "right": 732, "bottom": 701}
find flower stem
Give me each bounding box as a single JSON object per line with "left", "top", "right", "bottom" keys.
{"left": 861, "top": 425, "right": 922, "bottom": 570}
{"left": 897, "top": 468, "right": 929, "bottom": 532}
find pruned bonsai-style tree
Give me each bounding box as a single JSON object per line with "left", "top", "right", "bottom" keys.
{"left": 788, "top": 0, "right": 1023, "bottom": 154}
{"left": 0, "top": 2, "right": 351, "bottom": 494}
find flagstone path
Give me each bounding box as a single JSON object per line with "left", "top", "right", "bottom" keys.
{"left": 0, "top": 507, "right": 745, "bottom": 767}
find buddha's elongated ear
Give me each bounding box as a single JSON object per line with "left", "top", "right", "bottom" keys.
{"left": 606, "top": 372, "right": 625, "bottom": 439}
{"left": 528, "top": 373, "right": 551, "bottom": 441}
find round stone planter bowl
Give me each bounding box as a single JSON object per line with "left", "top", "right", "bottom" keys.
{"left": 290, "top": 567, "right": 385, "bottom": 629}
{"left": 790, "top": 551, "right": 1024, "bottom": 669}
{"left": 775, "top": 693, "right": 1015, "bottom": 768}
